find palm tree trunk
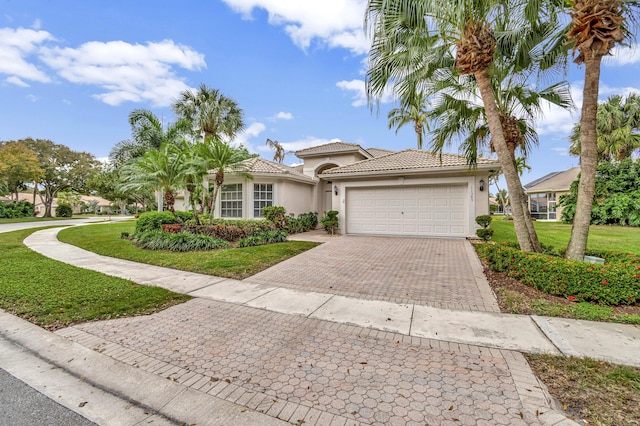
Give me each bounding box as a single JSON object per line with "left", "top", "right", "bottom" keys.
{"left": 566, "top": 55, "right": 602, "bottom": 261}
{"left": 209, "top": 185, "right": 220, "bottom": 221}
{"left": 475, "top": 69, "right": 541, "bottom": 252}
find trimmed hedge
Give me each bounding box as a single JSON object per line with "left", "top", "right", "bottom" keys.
{"left": 476, "top": 243, "right": 640, "bottom": 305}
{"left": 135, "top": 211, "right": 180, "bottom": 233}
{"left": 55, "top": 204, "right": 73, "bottom": 218}
{"left": 0, "top": 200, "right": 34, "bottom": 218}
{"left": 133, "top": 230, "right": 229, "bottom": 252}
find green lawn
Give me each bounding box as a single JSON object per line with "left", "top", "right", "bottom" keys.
{"left": 58, "top": 222, "right": 320, "bottom": 279}
{"left": 0, "top": 228, "right": 190, "bottom": 330}
{"left": 0, "top": 216, "right": 79, "bottom": 224}
{"left": 490, "top": 219, "right": 640, "bottom": 255}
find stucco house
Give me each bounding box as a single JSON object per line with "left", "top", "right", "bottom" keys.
{"left": 203, "top": 142, "right": 499, "bottom": 238}
{"left": 523, "top": 167, "right": 580, "bottom": 221}
{"left": 0, "top": 192, "right": 112, "bottom": 216}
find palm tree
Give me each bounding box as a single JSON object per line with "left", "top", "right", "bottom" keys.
{"left": 388, "top": 91, "right": 430, "bottom": 149}
{"left": 569, "top": 93, "right": 640, "bottom": 161}
{"left": 266, "top": 138, "right": 286, "bottom": 163}
{"left": 118, "top": 143, "right": 189, "bottom": 215}
{"left": 172, "top": 83, "right": 245, "bottom": 143}
{"left": 562, "top": 0, "right": 639, "bottom": 260}
{"left": 365, "top": 0, "right": 564, "bottom": 252}
{"left": 110, "top": 109, "right": 191, "bottom": 165}
{"left": 197, "top": 138, "right": 252, "bottom": 221}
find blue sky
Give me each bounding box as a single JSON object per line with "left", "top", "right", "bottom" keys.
{"left": 1, "top": 0, "right": 639, "bottom": 189}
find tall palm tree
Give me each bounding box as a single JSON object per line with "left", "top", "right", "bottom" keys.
{"left": 118, "top": 143, "right": 189, "bottom": 215}
{"left": 172, "top": 83, "right": 245, "bottom": 143}
{"left": 563, "top": 0, "right": 638, "bottom": 260}
{"left": 365, "top": 0, "right": 564, "bottom": 252}
{"left": 569, "top": 93, "right": 640, "bottom": 161}
{"left": 388, "top": 91, "right": 430, "bottom": 149}
{"left": 266, "top": 138, "right": 286, "bottom": 163}
{"left": 197, "top": 138, "right": 252, "bottom": 221}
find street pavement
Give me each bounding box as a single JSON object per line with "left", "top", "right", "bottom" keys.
{"left": 2, "top": 222, "right": 638, "bottom": 425}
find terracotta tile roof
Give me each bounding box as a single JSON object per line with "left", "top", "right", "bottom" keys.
{"left": 295, "top": 141, "right": 370, "bottom": 157}
{"left": 366, "top": 147, "right": 395, "bottom": 157}
{"left": 228, "top": 157, "right": 315, "bottom": 182}
{"left": 524, "top": 167, "right": 580, "bottom": 192}
{"left": 320, "top": 149, "right": 499, "bottom": 175}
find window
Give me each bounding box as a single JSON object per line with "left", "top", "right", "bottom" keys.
{"left": 220, "top": 184, "right": 242, "bottom": 218}
{"left": 529, "top": 192, "right": 556, "bottom": 220}
{"left": 253, "top": 183, "right": 273, "bottom": 218}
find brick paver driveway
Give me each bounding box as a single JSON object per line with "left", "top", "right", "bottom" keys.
{"left": 248, "top": 235, "right": 499, "bottom": 312}
{"left": 60, "top": 299, "right": 545, "bottom": 426}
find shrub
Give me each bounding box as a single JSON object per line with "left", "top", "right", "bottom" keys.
{"left": 175, "top": 210, "right": 194, "bottom": 223}
{"left": 133, "top": 231, "right": 229, "bottom": 252}
{"left": 237, "top": 230, "right": 288, "bottom": 247}
{"left": 320, "top": 210, "right": 339, "bottom": 235}
{"left": 55, "top": 204, "right": 73, "bottom": 218}
{"left": 297, "top": 212, "right": 318, "bottom": 231}
{"left": 120, "top": 232, "right": 130, "bottom": 239}
{"left": 476, "top": 228, "right": 494, "bottom": 241}
{"left": 135, "top": 211, "right": 179, "bottom": 234}
{"left": 475, "top": 215, "right": 492, "bottom": 228}
{"left": 181, "top": 219, "right": 275, "bottom": 242}
{"left": 262, "top": 206, "right": 287, "bottom": 226}
{"left": 476, "top": 243, "right": 640, "bottom": 305}
{"left": 0, "top": 200, "right": 35, "bottom": 218}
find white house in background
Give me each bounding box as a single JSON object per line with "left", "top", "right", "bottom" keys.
{"left": 523, "top": 167, "right": 580, "bottom": 221}
{"left": 195, "top": 142, "right": 499, "bottom": 239}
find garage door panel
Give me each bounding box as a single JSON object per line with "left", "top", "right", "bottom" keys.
{"left": 347, "top": 185, "right": 468, "bottom": 237}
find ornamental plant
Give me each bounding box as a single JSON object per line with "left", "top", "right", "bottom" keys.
{"left": 475, "top": 215, "right": 493, "bottom": 241}
{"left": 476, "top": 243, "right": 640, "bottom": 305}
{"left": 320, "top": 210, "right": 339, "bottom": 235}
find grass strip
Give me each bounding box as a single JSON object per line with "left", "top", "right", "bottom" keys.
{"left": 0, "top": 227, "right": 190, "bottom": 330}
{"left": 58, "top": 222, "right": 320, "bottom": 279}
{"left": 527, "top": 354, "right": 640, "bottom": 425}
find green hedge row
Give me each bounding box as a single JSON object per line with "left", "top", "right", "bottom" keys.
{"left": 238, "top": 230, "right": 288, "bottom": 248}
{"left": 476, "top": 243, "right": 640, "bottom": 306}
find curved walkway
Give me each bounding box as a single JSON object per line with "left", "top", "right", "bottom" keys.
{"left": 2, "top": 224, "right": 638, "bottom": 425}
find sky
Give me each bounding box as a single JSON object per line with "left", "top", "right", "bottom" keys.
{"left": 1, "top": 0, "right": 640, "bottom": 190}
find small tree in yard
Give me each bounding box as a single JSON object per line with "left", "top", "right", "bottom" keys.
{"left": 475, "top": 215, "right": 493, "bottom": 241}
{"left": 321, "top": 210, "right": 339, "bottom": 235}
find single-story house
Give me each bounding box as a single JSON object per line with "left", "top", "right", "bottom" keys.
{"left": 523, "top": 167, "right": 580, "bottom": 221}
{"left": 0, "top": 192, "right": 112, "bottom": 216}
{"left": 200, "top": 142, "right": 499, "bottom": 238}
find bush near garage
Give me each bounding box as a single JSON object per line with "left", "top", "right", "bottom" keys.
{"left": 238, "top": 230, "right": 288, "bottom": 247}
{"left": 180, "top": 219, "right": 275, "bottom": 242}
{"left": 476, "top": 243, "right": 640, "bottom": 305}
{"left": 262, "top": 206, "right": 319, "bottom": 234}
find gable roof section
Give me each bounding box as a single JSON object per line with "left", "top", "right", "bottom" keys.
{"left": 320, "top": 150, "right": 499, "bottom": 177}
{"left": 366, "top": 147, "right": 395, "bottom": 157}
{"left": 226, "top": 157, "right": 316, "bottom": 183}
{"left": 295, "top": 141, "right": 373, "bottom": 158}
{"left": 524, "top": 167, "right": 580, "bottom": 193}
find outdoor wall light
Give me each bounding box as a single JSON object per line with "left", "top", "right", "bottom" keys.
{"left": 479, "top": 179, "right": 485, "bottom": 192}
{"left": 334, "top": 185, "right": 339, "bottom": 195}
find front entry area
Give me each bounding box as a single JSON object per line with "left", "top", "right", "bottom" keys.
{"left": 345, "top": 184, "right": 468, "bottom": 237}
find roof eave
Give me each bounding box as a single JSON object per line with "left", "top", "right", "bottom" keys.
{"left": 319, "top": 162, "right": 499, "bottom": 179}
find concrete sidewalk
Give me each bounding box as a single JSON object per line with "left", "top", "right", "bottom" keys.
{"left": 23, "top": 227, "right": 640, "bottom": 368}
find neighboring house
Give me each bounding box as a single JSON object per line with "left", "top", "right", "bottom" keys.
{"left": 0, "top": 192, "right": 112, "bottom": 216}
{"left": 523, "top": 167, "right": 580, "bottom": 221}
{"left": 203, "top": 142, "right": 499, "bottom": 238}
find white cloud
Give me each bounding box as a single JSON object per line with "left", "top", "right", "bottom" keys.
{"left": 605, "top": 44, "right": 640, "bottom": 66}
{"left": 5, "top": 75, "right": 29, "bottom": 87}
{"left": 26, "top": 94, "right": 37, "bottom": 102}
{"left": 39, "top": 39, "right": 206, "bottom": 107}
{"left": 551, "top": 147, "right": 570, "bottom": 157}
{"left": 221, "top": 0, "right": 370, "bottom": 54}
{"left": 0, "top": 27, "right": 53, "bottom": 84}
{"left": 336, "top": 78, "right": 394, "bottom": 107}
{"left": 32, "top": 19, "right": 42, "bottom": 30}
{"left": 257, "top": 136, "right": 342, "bottom": 153}
{"left": 599, "top": 83, "right": 640, "bottom": 99}
{"left": 536, "top": 81, "right": 582, "bottom": 137}
{"left": 272, "top": 111, "right": 293, "bottom": 120}
{"left": 232, "top": 121, "right": 267, "bottom": 152}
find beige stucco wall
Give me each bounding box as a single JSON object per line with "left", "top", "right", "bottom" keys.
{"left": 212, "top": 176, "right": 314, "bottom": 219}
{"left": 328, "top": 172, "right": 492, "bottom": 237}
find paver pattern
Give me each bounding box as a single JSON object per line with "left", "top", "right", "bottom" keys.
{"left": 249, "top": 235, "right": 499, "bottom": 312}
{"left": 59, "top": 299, "right": 546, "bottom": 426}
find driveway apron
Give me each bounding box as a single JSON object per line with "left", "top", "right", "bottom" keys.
{"left": 248, "top": 235, "right": 500, "bottom": 312}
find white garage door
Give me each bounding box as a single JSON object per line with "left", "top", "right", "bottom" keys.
{"left": 346, "top": 185, "right": 468, "bottom": 237}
